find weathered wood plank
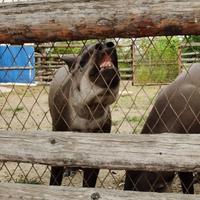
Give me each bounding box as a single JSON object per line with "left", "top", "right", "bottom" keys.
{"left": 0, "top": 131, "right": 200, "bottom": 172}
{"left": 181, "top": 52, "right": 200, "bottom": 56}
{"left": 0, "top": 0, "right": 200, "bottom": 44}
{"left": 181, "top": 42, "right": 200, "bottom": 47}
{"left": 0, "top": 183, "right": 199, "bottom": 200}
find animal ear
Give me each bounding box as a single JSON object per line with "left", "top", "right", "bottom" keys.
{"left": 61, "top": 56, "right": 76, "bottom": 70}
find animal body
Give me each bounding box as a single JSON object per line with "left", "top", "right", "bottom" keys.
{"left": 124, "top": 63, "right": 200, "bottom": 194}
{"left": 48, "top": 41, "right": 120, "bottom": 187}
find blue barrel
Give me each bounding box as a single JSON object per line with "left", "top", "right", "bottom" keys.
{"left": 0, "top": 45, "right": 35, "bottom": 83}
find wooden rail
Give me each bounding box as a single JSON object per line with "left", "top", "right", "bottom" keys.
{"left": 0, "top": 131, "right": 200, "bottom": 172}
{"left": 181, "top": 52, "right": 200, "bottom": 56}
{"left": 178, "top": 42, "right": 200, "bottom": 72}
{"left": 34, "top": 42, "right": 133, "bottom": 82}
{"left": 0, "top": 183, "right": 199, "bottom": 200}
{"left": 180, "top": 43, "right": 200, "bottom": 47}
{"left": 182, "top": 58, "right": 200, "bottom": 62}
{"left": 1, "top": 131, "right": 200, "bottom": 199}
{"left": 0, "top": 0, "right": 200, "bottom": 43}
{"left": 0, "top": 66, "right": 34, "bottom": 70}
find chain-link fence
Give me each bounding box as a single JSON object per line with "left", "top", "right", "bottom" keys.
{"left": 0, "top": 35, "right": 200, "bottom": 194}
{"left": 1, "top": 36, "right": 199, "bottom": 132}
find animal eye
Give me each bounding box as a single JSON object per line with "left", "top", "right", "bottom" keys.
{"left": 79, "top": 53, "right": 90, "bottom": 68}
{"left": 95, "top": 43, "right": 103, "bottom": 51}
{"left": 79, "top": 59, "right": 87, "bottom": 68}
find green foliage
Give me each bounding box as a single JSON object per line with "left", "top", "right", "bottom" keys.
{"left": 50, "top": 42, "right": 81, "bottom": 55}
{"left": 15, "top": 175, "right": 42, "bottom": 185}
{"left": 137, "top": 65, "right": 170, "bottom": 84}
{"left": 127, "top": 116, "right": 141, "bottom": 123}
{"left": 5, "top": 106, "right": 24, "bottom": 115}
{"left": 136, "top": 37, "right": 180, "bottom": 84}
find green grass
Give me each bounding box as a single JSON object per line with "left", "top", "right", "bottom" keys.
{"left": 15, "top": 176, "right": 42, "bottom": 185}
{"left": 136, "top": 65, "right": 178, "bottom": 84}
{"left": 5, "top": 106, "right": 24, "bottom": 113}
{"left": 112, "top": 120, "right": 120, "bottom": 126}
{"left": 127, "top": 116, "right": 141, "bottom": 123}
{"left": 14, "top": 106, "right": 24, "bottom": 112}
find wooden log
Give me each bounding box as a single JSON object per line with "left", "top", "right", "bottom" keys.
{"left": 0, "top": 131, "right": 200, "bottom": 172}
{"left": 181, "top": 58, "right": 200, "bottom": 62}
{"left": 0, "top": 0, "right": 200, "bottom": 44}
{"left": 178, "top": 47, "right": 183, "bottom": 73}
{"left": 182, "top": 63, "right": 197, "bottom": 67}
{"left": 0, "top": 66, "right": 34, "bottom": 70}
{"left": 180, "top": 42, "right": 200, "bottom": 47}
{"left": 131, "top": 43, "right": 136, "bottom": 85}
{"left": 0, "top": 183, "right": 199, "bottom": 200}
{"left": 119, "top": 68, "right": 132, "bottom": 72}
{"left": 134, "top": 82, "right": 170, "bottom": 86}
{"left": 181, "top": 52, "right": 200, "bottom": 56}
{"left": 145, "top": 63, "right": 178, "bottom": 66}
{"left": 35, "top": 53, "right": 71, "bottom": 58}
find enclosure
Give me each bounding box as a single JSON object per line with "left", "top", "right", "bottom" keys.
{"left": 0, "top": 0, "right": 200, "bottom": 198}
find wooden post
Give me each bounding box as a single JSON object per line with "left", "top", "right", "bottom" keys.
{"left": 0, "top": 0, "right": 200, "bottom": 44}
{"left": 131, "top": 42, "right": 136, "bottom": 86}
{"left": 178, "top": 47, "right": 183, "bottom": 73}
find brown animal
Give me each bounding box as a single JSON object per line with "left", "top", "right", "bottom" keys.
{"left": 124, "top": 63, "right": 200, "bottom": 194}
{"left": 48, "top": 42, "right": 120, "bottom": 187}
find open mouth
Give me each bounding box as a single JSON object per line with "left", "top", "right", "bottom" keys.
{"left": 99, "top": 54, "right": 115, "bottom": 71}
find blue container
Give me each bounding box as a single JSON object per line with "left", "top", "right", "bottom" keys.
{"left": 0, "top": 45, "right": 35, "bottom": 83}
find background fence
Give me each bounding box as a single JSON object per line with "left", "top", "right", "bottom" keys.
{"left": 0, "top": 0, "right": 200, "bottom": 196}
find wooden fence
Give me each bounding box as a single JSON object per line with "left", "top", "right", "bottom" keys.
{"left": 1, "top": 183, "right": 199, "bottom": 200}
{"left": 34, "top": 41, "right": 200, "bottom": 85}
{"left": 1, "top": 131, "right": 200, "bottom": 199}
{"left": 34, "top": 42, "right": 179, "bottom": 85}
{"left": 178, "top": 42, "right": 200, "bottom": 72}
{"left": 0, "top": 0, "right": 200, "bottom": 199}
{"left": 34, "top": 43, "right": 134, "bottom": 83}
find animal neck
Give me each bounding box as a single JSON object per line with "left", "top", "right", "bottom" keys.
{"left": 72, "top": 101, "right": 108, "bottom": 120}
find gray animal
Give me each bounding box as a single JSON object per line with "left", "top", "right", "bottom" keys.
{"left": 48, "top": 41, "right": 120, "bottom": 187}
{"left": 125, "top": 63, "right": 200, "bottom": 194}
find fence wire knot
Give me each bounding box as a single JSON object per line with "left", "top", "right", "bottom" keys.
{"left": 91, "top": 192, "right": 101, "bottom": 200}
{"left": 49, "top": 138, "right": 56, "bottom": 145}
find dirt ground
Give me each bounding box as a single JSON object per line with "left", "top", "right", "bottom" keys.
{"left": 0, "top": 81, "right": 162, "bottom": 133}
{"left": 0, "top": 81, "right": 200, "bottom": 193}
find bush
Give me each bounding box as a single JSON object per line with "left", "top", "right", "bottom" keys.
{"left": 136, "top": 37, "right": 180, "bottom": 84}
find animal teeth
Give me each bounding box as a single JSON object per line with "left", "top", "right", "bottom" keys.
{"left": 100, "top": 61, "right": 114, "bottom": 69}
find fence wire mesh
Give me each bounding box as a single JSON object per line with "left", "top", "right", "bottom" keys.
{"left": 0, "top": 35, "right": 200, "bottom": 193}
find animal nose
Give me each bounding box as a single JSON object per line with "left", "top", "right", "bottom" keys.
{"left": 106, "top": 42, "right": 115, "bottom": 49}
{"left": 95, "top": 42, "right": 115, "bottom": 52}
{"left": 95, "top": 43, "right": 103, "bottom": 51}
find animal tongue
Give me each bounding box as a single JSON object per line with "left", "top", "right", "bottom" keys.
{"left": 100, "top": 54, "right": 114, "bottom": 70}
